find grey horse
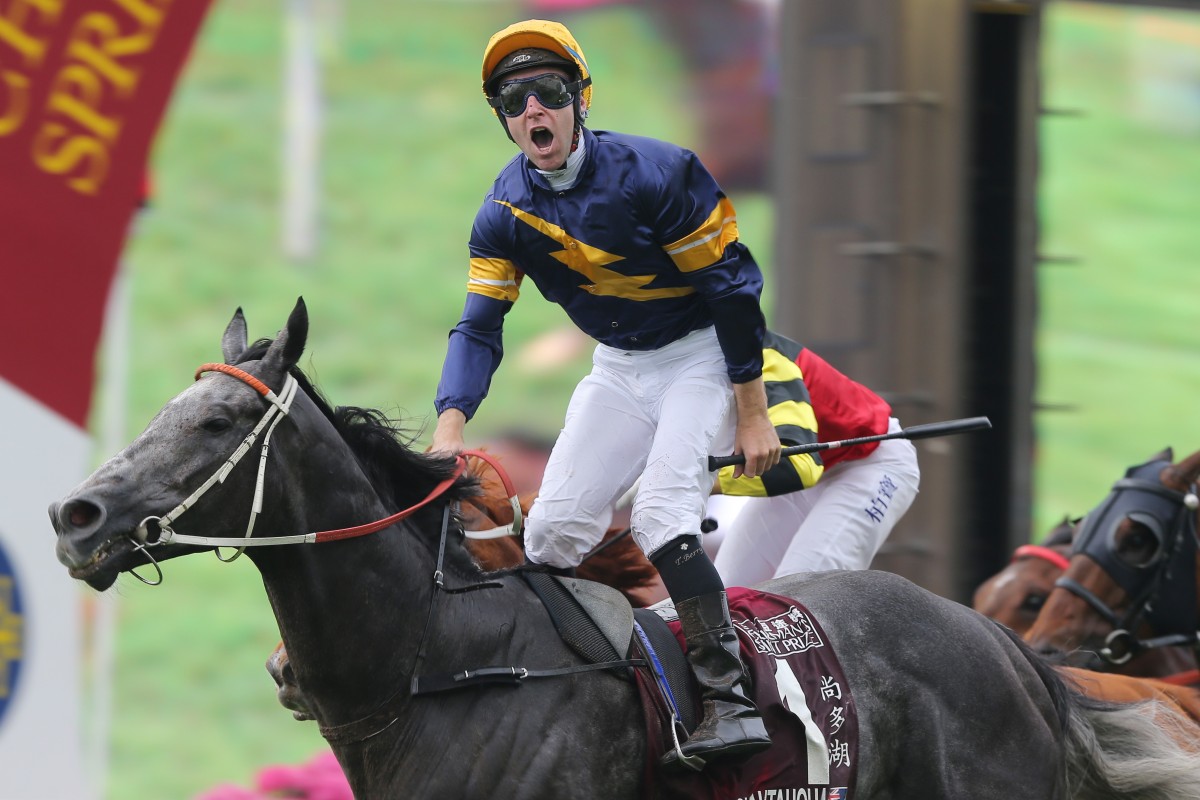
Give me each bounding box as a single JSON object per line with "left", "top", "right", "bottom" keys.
{"left": 50, "top": 300, "right": 1200, "bottom": 800}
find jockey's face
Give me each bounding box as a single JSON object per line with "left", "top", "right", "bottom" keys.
{"left": 499, "top": 66, "right": 580, "bottom": 171}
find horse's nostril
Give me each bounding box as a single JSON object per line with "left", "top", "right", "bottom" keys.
{"left": 62, "top": 499, "right": 102, "bottom": 530}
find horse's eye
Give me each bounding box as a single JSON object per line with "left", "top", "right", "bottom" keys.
{"left": 1116, "top": 522, "right": 1159, "bottom": 568}
{"left": 1020, "top": 593, "right": 1046, "bottom": 614}
{"left": 202, "top": 418, "right": 233, "bottom": 434}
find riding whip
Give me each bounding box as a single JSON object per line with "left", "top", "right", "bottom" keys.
{"left": 707, "top": 416, "right": 992, "bottom": 471}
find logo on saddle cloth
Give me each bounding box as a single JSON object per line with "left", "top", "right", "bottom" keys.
{"left": 650, "top": 588, "right": 857, "bottom": 800}
{"left": 0, "top": 534, "right": 25, "bottom": 732}
{"left": 733, "top": 604, "right": 826, "bottom": 658}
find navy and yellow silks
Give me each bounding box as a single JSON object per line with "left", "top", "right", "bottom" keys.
{"left": 436, "top": 127, "right": 767, "bottom": 420}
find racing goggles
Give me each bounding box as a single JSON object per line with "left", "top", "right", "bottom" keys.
{"left": 489, "top": 73, "right": 585, "bottom": 117}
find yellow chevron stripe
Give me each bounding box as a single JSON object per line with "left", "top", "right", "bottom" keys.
{"left": 717, "top": 452, "right": 824, "bottom": 496}
{"left": 496, "top": 201, "right": 695, "bottom": 301}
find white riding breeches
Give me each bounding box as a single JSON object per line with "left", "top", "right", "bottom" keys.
{"left": 524, "top": 326, "right": 735, "bottom": 569}
{"left": 706, "top": 417, "right": 921, "bottom": 586}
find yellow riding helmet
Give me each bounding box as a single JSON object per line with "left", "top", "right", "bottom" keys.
{"left": 481, "top": 19, "right": 592, "bottom": 112}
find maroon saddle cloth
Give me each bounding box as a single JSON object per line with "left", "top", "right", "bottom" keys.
{"left": 635, "top": 587, "right": 858, "bottom": 800}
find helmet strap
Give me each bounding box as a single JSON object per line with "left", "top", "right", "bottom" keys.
{"left": 498, "top": 114, "right": 515, "bottom": 143}
{"left": 573, "top": 95, "right": 587, "bottom": 136}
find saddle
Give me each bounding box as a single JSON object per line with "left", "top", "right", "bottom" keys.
{"left": 521, "top": 571, "right": 700, "bottom": 733}
{"left": 522, "top": 573, "right": 860, "bottom": 800}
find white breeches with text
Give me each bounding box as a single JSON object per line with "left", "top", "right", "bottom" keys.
{"left": 706, "top": 417, "right": 920, "bottom": 586}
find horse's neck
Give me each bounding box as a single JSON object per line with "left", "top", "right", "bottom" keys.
{"left": 255, "top": 508, "right": 545, "bottom": 727}
{"left": 250, "top": 497, "right": 437, "bottom": 706}
{"left": 251, "top": 399, "right": 430, "bottom": 670}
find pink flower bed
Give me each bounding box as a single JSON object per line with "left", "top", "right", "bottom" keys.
{"left": 195, "top": 750, "right": 353, "bottom": 800}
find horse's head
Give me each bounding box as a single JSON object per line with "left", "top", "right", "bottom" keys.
{"left": 49, "top": 300, "right": 314, "bottom": 590}
{"left": 1024, "top": 447, "right": 1200, "bottom": 670}
{"left": 972, "top": 517, "right": 1076, "bottom": 636}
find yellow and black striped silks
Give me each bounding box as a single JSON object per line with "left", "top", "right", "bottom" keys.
{"left": 716, "top": 333, "right": 823, "bottom": 498}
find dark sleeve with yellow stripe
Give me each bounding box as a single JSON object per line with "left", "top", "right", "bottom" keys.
{"left": 717, "top": 335, "right": 824, "bottom": 497}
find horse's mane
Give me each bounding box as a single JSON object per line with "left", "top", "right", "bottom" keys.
{"left": 237, "top": 340, "right": 479, "bottom": 509}
{"left": 231, "top": 343, "right": 662, "bottom": 599}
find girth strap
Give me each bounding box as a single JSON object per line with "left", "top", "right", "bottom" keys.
{"left": 411, "top": 659, "right": 646, "bottom": 696}
{"left": 410, "top": 572, "right": 645, "bottom": 697}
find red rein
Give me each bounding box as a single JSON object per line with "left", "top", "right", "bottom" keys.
{"left": 312, "top": 448, "right": 518, "bottom": 543}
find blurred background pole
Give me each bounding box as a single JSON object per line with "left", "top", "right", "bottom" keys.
{"left": 86, "top": 266, "right": 130, "bottom": 799}
{"left": 282, "top": 0, "right": 322, "bottom": 262}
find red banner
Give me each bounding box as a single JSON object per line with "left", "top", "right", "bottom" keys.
{"left": 0, "top": 0, "right": 215, "bottom": 428}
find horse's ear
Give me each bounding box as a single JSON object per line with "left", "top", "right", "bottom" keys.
{"left": 222, "top": 307, "right": 248, "bottom": 365}
{"left": 1168, "top": 448, "right": 1200, "bottom": 490}
{"left": 262, "top": 297, "right": 309, "bottom": 376}
{"left": 1147, "top": 447, "right": 1174, "bottom": 464}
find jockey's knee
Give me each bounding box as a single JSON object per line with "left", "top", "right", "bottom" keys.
{"left": 524, "top": 515, "right": 604, "bottom": 569}
{"left": 630, "top": 506, "right": 703, "bottom": 554}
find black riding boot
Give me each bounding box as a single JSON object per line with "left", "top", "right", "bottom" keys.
{"left": 663, "top": 590, "right": 772, "bottom": 769}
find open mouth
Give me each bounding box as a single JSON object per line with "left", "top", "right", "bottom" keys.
{"left": 531, "top": 127, "right": 554, "bottom": 150}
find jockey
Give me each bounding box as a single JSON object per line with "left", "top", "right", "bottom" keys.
{"left": 704, "top": 331, "right": 922, "bottom": 585}
{"left": 430, "top": 19, "right": 778, "bottom": 769}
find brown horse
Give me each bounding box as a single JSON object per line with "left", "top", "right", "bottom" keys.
{"left": 973, "top": 517, "right": 1076, "bottom": 636}
{"left": 1057, "top": 668, "right": 1200, "bottom": 730}
{"left": 1024, "top": 448, "right": 1200, "bottom": 685}
{"left": 970, "top": 509, "right": 1200, "bottom": 725}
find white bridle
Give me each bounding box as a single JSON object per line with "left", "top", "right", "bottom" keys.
{"left": 135, "top": 364, "right": 302, "bottom": 559}
{"left": 130, "top": 363, "right": 523, "bottom": 573}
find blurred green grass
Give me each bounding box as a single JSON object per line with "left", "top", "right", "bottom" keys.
{"left": 1034, "top": 2, "right": 1200, "bottom": 533}
{"left": 84, "top": 1, "right": 1200, "bottom": 798}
